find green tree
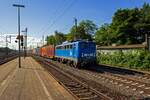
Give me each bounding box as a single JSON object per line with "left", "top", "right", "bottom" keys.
{"left": 67, "top": 20, "right": 97, "bottom": 41}
{"left": 46, "top": 30, "right": 66, "bottom": 45}
{"left": 54, "top": 30, "right": 66, "bottom": 45}
{"left": 135, "top": 3, "right": 150, "bottom": 43}
{"left": 46, "top": 35, "right": 56, "bottom": 45}
{"left": 95, "top": 23, "right": 113, "bottom": 45}
{"left": 95, "top": 3, "right": 150, "bottom": 45}
{"left": 112, "top": 8, "right": 141, "bottom": 44}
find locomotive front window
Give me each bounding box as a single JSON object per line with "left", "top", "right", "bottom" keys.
{"left": 56, "top": 46, "right": 59, "bottom": 49}
{"left": 61, "top": 46, "right": 65, "bottom": 50}
{"left": 70, "top": 45, "right": 73, "bottom": 49}
{"left": 65, "top": 45, "right": 67, "bottom": 49}
{"left": 56, "top": 44, "right": 73, "bottom": 50}
{"left": 81, "top": 43, "right": 87, "bottom": 49}
{"left": 56, "top": 46, "right": 63, "bottom": 49}
{"left": 67, "top": 45, "right": 69, "bottom": 49}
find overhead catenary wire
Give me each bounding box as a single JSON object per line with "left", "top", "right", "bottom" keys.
{"left": 12, "top": 0, "right": 77, "bottom": 48}
{"left": 58, "top": 21, "right": 74, "bottom": 33}
{"left": 37, "top": 0, "right": 69, "bottom": 35}
{"left": 34, "top": 0, "right": 71, "bottom": 45}
{"left": 0, "top": 0, "right": 25, "bottom": 49}
{"left": 38, "top": 0, "right": 77, "bottom": 36}
{"left": 42, "top": 0, "right": 77, "bottom": 34}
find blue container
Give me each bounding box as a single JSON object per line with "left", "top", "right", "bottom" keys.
{"left": 35, "top": 48, "right": 40, "bottom": 56}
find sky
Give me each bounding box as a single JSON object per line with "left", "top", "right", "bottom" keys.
{"left": 0, "top": 0, "right": 150, "bottom": 49}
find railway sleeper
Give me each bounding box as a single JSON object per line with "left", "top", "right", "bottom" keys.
{"left": 80, "top": 95, "right": 99, "bottom": 100}
{"left": 67, "top": 87, "right": 86, "bottom": 91}
{"left": 69, "top": 88, "right": 89, "bottom": 92}
{"left": 72, "top": 89, "right": 89, "bottom": 94}
{"left": 75, "top": 91, "right": 93, "bottom": 96}
{"left": 64, "top": 83, "right": 81, "bottom": 87}
{"left": 69, "top": 84, "right": 82, "bottom": 88}
{"left": 66, "top": 84, "right": 85, "bottom": 88}
{"left": 78, "top": 94, "right": 98, "bottom": 100}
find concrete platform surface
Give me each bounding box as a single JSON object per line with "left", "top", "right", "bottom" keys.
{"left": 0, "top": 57, "right": 75, "bottom": 100}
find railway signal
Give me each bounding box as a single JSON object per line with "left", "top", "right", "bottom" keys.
{"left": 20, "top": 35, "right": 24, "bottom": 47}
{"left": 16, "top": 35, "right": 24, "bottom": 47}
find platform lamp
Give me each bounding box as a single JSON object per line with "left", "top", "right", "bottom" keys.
{"left": 13, "top": 4, "right": 25, "bottom": 68}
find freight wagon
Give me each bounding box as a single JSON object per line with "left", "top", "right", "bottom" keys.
{"left": 44, "top": 45, "right": 55, "bottom": 59}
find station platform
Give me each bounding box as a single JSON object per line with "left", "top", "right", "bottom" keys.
{"left": 0, "top": 57, "right": 75, "bottom": 100}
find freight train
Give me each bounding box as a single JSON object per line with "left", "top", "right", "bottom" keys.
{"left": 32, "top": 40, "right": 96, "bottom": 68}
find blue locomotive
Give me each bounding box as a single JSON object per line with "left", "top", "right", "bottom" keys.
{"left": 55, "top": 40, "right": 96, "bottom": 67}
{"left": 33, "top": 40, "right": 96, "bottom": 68}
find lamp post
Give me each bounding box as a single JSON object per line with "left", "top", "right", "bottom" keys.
{"left": 13, "top": 4, "right": 25, "bottom": 68}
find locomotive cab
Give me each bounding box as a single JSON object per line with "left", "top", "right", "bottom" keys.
{"left": 78, "top": 41, "right": 96, "bottom": 66}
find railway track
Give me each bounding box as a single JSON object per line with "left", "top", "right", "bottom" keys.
{"left": 0, "top": 55, "right": 18, "bottom": 65}
{"left": 35, "top": 56, "right": 112, "bottom": 100}
{"left": 34, "top": 56, "right": 134, "bottom": 100}
{"left": 34, "top": 55, "right": 150, "bottom": 99}
{"left": 42, "top": 57, "right": 150, "bottom": 99}
{"left": 83, "top": 70, "right": 150, "bottom": 98}
{"left": 94, "top": 64, "right": 150, "bottom": 83}
{"left": 84, "top": 65, "right": 150, "bottom": 98}
{"left": 64, "top": 65, "right": 150, "bottom": 99}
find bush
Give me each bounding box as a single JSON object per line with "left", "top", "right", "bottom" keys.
{"left": 97, "top": 49, "right": 150, "bottom": 70}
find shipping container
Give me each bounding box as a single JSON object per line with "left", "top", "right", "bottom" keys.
{"left": 40, "top": 47, "right": 46, "bottom": 57}
{"left": 45, "top": 45, "right": 55, "bottom": 58}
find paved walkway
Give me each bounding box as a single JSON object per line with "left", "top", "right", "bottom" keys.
{"left": 0, "top": 57, "right": 75, "bottom": 100}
